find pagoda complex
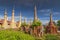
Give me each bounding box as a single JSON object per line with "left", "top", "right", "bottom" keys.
{"left": 46, "top": 12, "right": 57, "bottom": 34}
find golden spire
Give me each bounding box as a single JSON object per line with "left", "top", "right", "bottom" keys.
{"left": 10, "top": 8, "right": 16, "bottom": 28}
{"left": 11, "top": 8, "right": 14, "bottom": 22}
{"left": 20, "top": 12, "right": 22, "bottom": 22}
{"left": 2, "top": 9, "right": 8, "bottom": 29}
{"left": 18, "top": 12, "right": 22, "bottom": 27}
{"left": 4, "top": 9, "right": 7, "bottom": 20}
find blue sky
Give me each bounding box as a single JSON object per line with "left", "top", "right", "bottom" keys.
{"left": 0, "top": 0, "right": 60, "bottom": 24}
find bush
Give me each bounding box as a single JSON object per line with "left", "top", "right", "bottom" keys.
{"left": 0, "top": 30, "right": 35, "bottom": 40}
{"left": 21, "top": 22, "right": 28, "bottom": 27}
{"left": 32, "top": 20, "right": 42, "bottom": 27}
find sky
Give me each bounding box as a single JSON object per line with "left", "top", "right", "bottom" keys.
{"left": 0, "top": 0, "right": 60, "bottom": 24}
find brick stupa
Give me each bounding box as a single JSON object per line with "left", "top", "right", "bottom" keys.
{"left": 46, "top": 12, "right": 57, "bottom": 34}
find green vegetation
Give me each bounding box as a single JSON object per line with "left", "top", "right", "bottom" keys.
{"left": 57, "top": 20, "right": 60, "bottom": 26}
{"left": 35, "top": 34, "right": 60, "bottom": 40}
{"left": 32, "top": 20, "right": 42, "bottom": 27}
{"left": 53, "top": 21, "right": 57, "bottom": 26}
{"left": 0, "top": 30, "right": 35, "bottom": 40}
{"left": 57, "top": 20, "right": 60, "bottom": 30}
{"left": 21, "top": 22, "right": 28, "bottom": 27}
{"left": 0, "top": 30, "right": 60, "bottom": 40}
{"left": 34, "top": 34, "right": 60, "bottom": 40}
{"left": 44, "top": 34, "right": 60, "bottom": 40}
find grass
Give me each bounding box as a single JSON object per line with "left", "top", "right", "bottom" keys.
{"left": 0, "top": 29, "right": 60, "bottom": 40}
{"left": 0, "top": 30, "right": 35, "bottom": 40}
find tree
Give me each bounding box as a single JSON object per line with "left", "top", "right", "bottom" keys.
{"left": 53, "top": 21, "right": 57, "bottom": 26}
{"left": 57, "top": 20, "right": 60, "bottom": 30}
{"left": 57, "top": 20, "right": 60, "bottom": 26}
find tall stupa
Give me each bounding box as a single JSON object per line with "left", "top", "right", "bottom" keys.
{"left": 33, "top": 5, "right": 38, "bottom": 22}
{"left": 10, "top": 8, "right": 16, "bottom": 28}
{"left": 18, "top": 12, "right": 22, "bottom": 27}
{"left": 2, "top": 9, "right": 8, "bottom": 29}
{"left": 46, "top": 12, "right": 57, "bottom": 34}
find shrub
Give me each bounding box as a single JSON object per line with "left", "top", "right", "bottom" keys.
{"left": 31, "top": 20, "right": 42, "bottom": 28}
{"left": 21, "top": 22, "right": 28, "bottom": 27}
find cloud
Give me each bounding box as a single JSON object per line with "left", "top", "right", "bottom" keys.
{"left": 40, "top": 20, "right": 49, "bottom": 25}
{"left": 8, "top": 16, "right": 23, "bottom": 21}
{"left": 38, "top": 9, "right": 51, "bottom": 17}
{"left": 0, "top": 15, "right": 4, "bottom": 19}
{"left": 39, "top": 9, "right": 50, "bottom": 13}
{"left": 40, "top": 17, "right": 49, "bottom": 20}
{"left": 53, "top": 12, "right": 60, "bottom": 15}
{"left": 41, "top": 19, "right": 58, "bottom": 25}
{"left": 3, "top": 15, "right": 33, "bottom": 22}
